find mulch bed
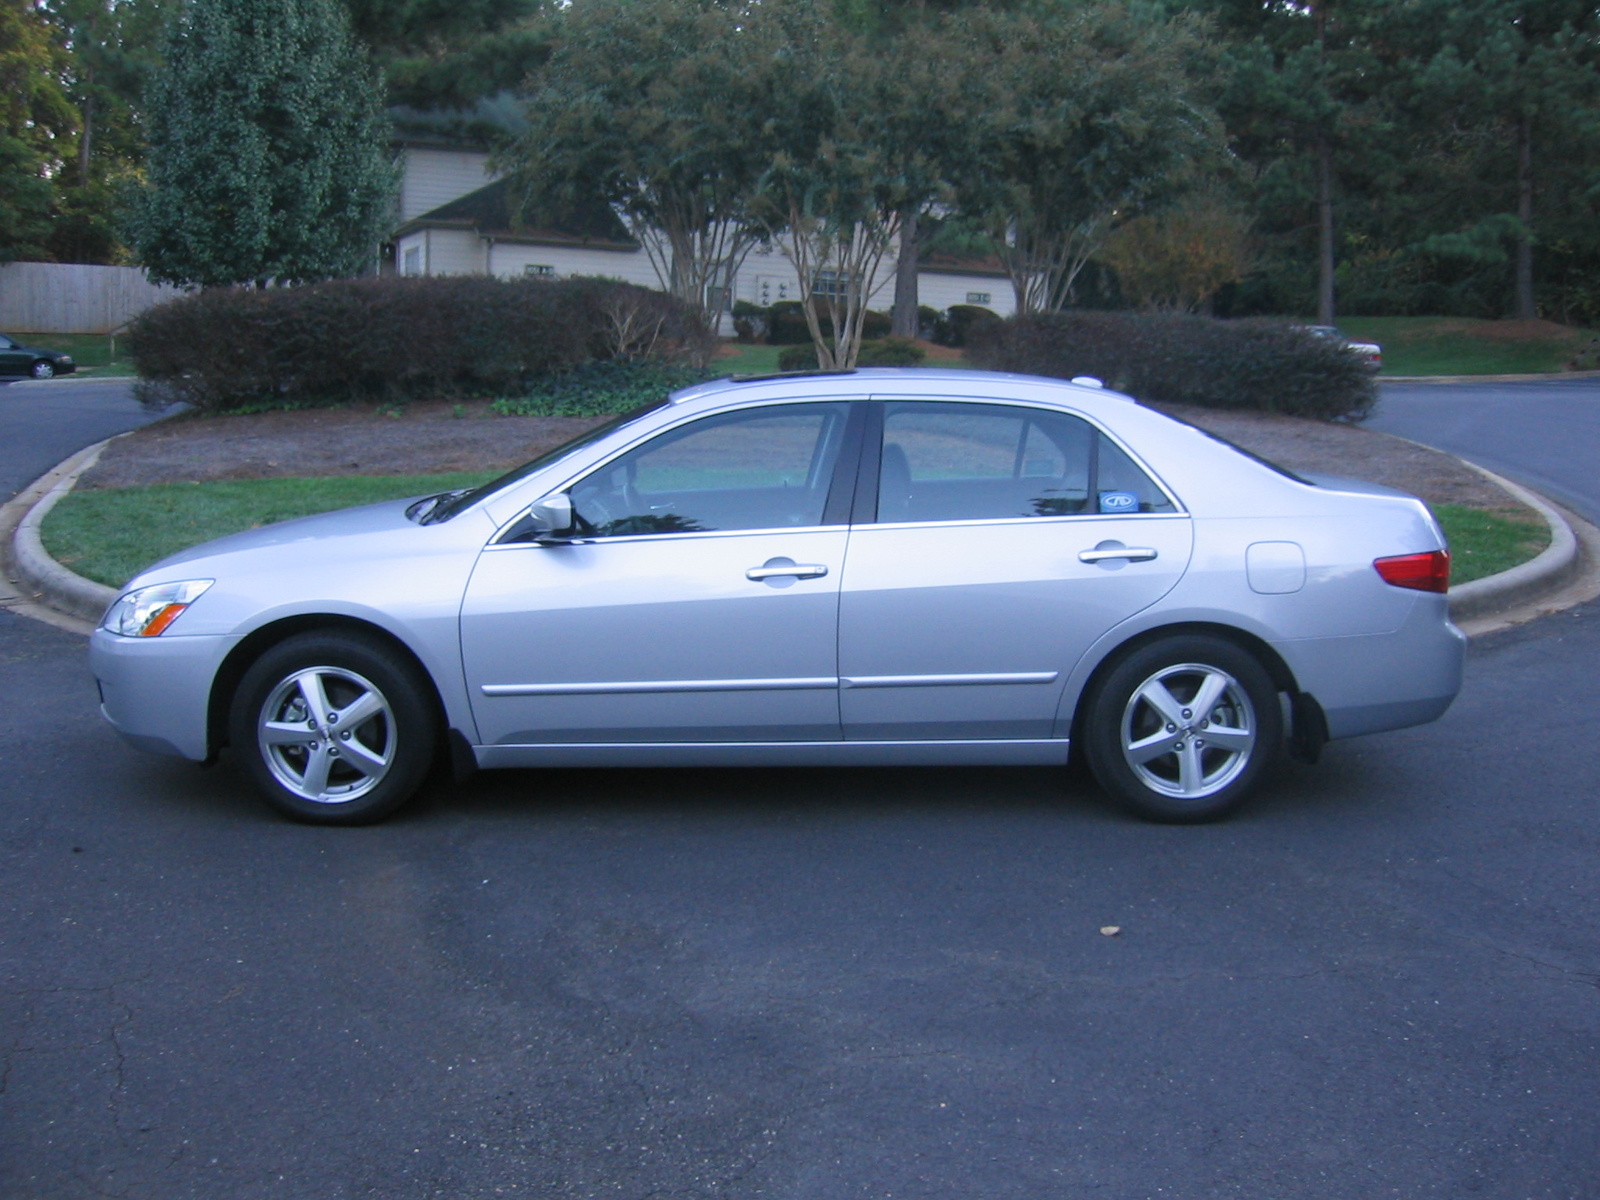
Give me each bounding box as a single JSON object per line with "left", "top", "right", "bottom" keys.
{"left": 80, "top": 394, "right": 1519, "bottom": 515}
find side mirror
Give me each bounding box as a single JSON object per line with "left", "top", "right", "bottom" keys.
{"left": 501, "top": 493, "right": 575, "bottom": 544}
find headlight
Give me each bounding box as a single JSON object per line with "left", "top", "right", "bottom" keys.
{"left": 59, "top": 355, "right": 73, "bottom": 364}
{"left": 101, "top": 580, "right": 214, "bottom": 637}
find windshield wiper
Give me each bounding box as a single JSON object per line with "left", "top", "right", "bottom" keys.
{"left": 407, "top": 489, "right": 469, "bottom": 525}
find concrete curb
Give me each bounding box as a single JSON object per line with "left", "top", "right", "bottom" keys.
{"left": 2, "top": 437, "right": 1590, "bottom": 639}
{"left": 1382, "top": 370, "right": 1600, "bottom": 384}
{"left": 3, "top": 373, "right": 135, "bottom": 389}
{"left": 1447, "top": 465, "right": 1577, "bottom": 621}
{"left": 1, "top": 437, "right": 121, "bottom": 631}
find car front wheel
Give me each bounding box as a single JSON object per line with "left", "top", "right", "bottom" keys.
{"left": 31, "top": 360, "right": 55, "bottom": 379}
{"left": 229, "top": 631, "right": 438, "bottom": 824}
{"left": 1082, "top": 634, "right": 1282, "bottom": 823}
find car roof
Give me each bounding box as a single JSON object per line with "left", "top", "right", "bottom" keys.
{"left": 669, "top": 367, "right": 1134, "bottom": 410}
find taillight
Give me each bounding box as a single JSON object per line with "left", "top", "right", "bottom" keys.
{"left": 1374, "top": 549, "right": 1450, "bottom": 593}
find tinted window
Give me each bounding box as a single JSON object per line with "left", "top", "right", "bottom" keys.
{"left": 571, "top": 403, "right": 850, "bottom": 537}
{"left": 1097, "top": 437, "right": 1178, "bottom": 514}
{"left": 876, "top": 402, "right": 1174, "bottom": 522}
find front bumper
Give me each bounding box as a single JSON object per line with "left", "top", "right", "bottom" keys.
{"left": 89, "top": 629, "right": 231, "bottom": 761}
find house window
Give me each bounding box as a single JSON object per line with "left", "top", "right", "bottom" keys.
{"left": 525, "top": 264, "right": 554, "bottom": 278}
{"left": 705, "top": 284, "right": 732, "bottom": 313}
{"left": 402, "top": 246, "right": 421, "bottom": 277}
{"left": 966, "top": 291, "right": 991, "bottom": 305}
{"left": 812, "top": 271, "right": 850, "bottom": 300}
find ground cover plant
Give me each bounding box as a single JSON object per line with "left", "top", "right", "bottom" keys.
{"left": 491, "top": 359, "right": 716, "bottom": 417}
{"left": 1433, "top": 503, "right": 1550, "bottom": 584}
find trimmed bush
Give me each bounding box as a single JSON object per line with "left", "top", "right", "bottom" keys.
{"left": 776, "top": 337, "right": 928, "bottom": 371}
{"left": 967, "top": 311, "right": 1377, "bottom": 421}
{"left": 492, "top": 359, "right": 717, "bottom": 416}
{"left": 933, "top": 303, "right": 1003, "bottom": 348}
{"left": 127, "top": 275, "right": 707, "bottom": 412}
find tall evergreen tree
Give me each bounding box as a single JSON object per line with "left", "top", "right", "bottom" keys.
{"left": 126, "top": 0, "right": 396, "bottom": 287}
{"left": 0, "top": 0, "right": 77, "bottom": 262}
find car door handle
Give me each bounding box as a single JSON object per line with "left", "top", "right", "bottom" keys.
{"left": 1079, "top": 547, "right": 1158, "bottom": 563}
{"left": 746, "top": 563, "right": 829, "bottom": 580}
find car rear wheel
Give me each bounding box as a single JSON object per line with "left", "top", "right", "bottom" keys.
{"left": 31, "top": 360, "right": 55, "bottom": 379}
{"left": 229, "top": 631, "right": 437, "bottom": 825}
{"left": 1082, "top": 634, "right": 1281, "bottom": 823}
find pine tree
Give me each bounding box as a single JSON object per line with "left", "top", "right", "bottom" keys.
{"left": 127, "top": 0, "right": 395, "bottom": 287}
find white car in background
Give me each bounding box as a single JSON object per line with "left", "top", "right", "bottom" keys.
{"left": 1308, "top": 325, "right": 1383, "bottom": 370}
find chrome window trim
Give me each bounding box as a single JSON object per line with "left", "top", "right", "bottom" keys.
{"left": 850, "top": 512, "right": 1192, "bottom": 534}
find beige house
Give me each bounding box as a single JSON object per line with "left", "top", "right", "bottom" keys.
{"left": 389, "top": 141, "right": 1014, "bottom": 324}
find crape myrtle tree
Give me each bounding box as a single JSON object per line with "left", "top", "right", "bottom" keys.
{"left": 948, "top": 2, "right": 1221, "bottom": 316}
{"left": 506, "top": 0, "right": 772, "bottom": 358}
{"left": 126, "top": 0, "right": 395, "bottom": 287}
{"left": 749, "top": 0, "right": 956, "bottom": 367}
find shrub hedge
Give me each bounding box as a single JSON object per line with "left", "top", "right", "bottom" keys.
{"left": 127, "top": 275, "right": 708, "bottom": 412}
{"left": 932, "top": 303, "right": 1004, "bottom": 348}
{"left": 967, "top": 311, "right": 1377, "bottom": 421}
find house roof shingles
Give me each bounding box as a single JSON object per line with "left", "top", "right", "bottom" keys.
{"left": 398, "top": 177, "right": 638, "bottom": 251}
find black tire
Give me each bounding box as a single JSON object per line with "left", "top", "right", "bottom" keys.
{"left": 1081, "top": 634, "right": 1282, "bottom": 823}
{"left": 229, "top": 631, "right": 438, "bottom": 825}
{"left": 31, "top": 359, "right": 55, "bottom": 379}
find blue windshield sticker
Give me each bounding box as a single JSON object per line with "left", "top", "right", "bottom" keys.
{"left": 1099, "top": 491, "right": 1139, "bottom": 512}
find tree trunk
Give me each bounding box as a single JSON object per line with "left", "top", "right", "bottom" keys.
{"left": 1515, "top": 111, "right": 1536, "bottom": 320}
{"left": 891, "top": 209, "right": 920, "bottom": 339}
{"left": 77, "top": 80, "right": 95, "bottom": 186}
{"left": 1316, "top": 134, "right": 1335, "bottom": 325}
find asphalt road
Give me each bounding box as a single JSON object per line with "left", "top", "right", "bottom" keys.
{"left": 2, "top": 378, "right": 1597, "bottom": 1199}
{"left": 0, "top": 377, "right": 167, "bottom": 502}
{"left": 1372, "top": 378, "right": 1600, "bottom": 524}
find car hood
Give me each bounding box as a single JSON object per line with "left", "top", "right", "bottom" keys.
{"left": 147, "top": 497, "right": 422, "bottom": 572}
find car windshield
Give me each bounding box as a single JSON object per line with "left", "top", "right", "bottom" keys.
{"left": 420, "top": 397, "right": 672, "bottom": 524}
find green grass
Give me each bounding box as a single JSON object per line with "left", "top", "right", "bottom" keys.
{"left": 1336, "top": 316, "right": 1587, "bottom": 377}
{"left": 42, "top": 472, "right": 496, "bottom": 587}
{"left": 9, "top": 331, "right": 137, "bottom": 375}
{"left": 1434, "top": 502, "right": 1550, "bottom": 585}
{"left": 715, "top": 343, "right": 786, "bottom": 374}
{"left": 45, "top": 468, "right": 1552, "bottom": 592}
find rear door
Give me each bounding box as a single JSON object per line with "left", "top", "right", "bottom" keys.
{"left": 837, "top": 399, "right": 1193, "bottom": 741}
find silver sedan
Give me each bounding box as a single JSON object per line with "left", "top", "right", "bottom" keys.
{"left": 90, "top": 369, "right": 1465, "bottom": 824}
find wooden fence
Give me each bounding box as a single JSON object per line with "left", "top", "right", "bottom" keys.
{"left": 0, "top": 262, "right": 185, "bottom": 334}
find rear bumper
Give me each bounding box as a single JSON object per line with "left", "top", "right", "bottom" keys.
{"left": 1276, "top": 595, "right": 1466, "bottom": 741}
{"left": 89, "top": 629, "right": 230, "bottom": 761}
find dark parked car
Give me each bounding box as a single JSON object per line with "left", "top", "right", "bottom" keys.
{"left": 0, "top": 333, "right": 76, "bottom": 379}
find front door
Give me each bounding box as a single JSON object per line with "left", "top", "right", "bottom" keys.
{"left": 838, "top": 400, "right": 1193, "bottom": 741}
{"left": 461, "top": 401, "right": 859, "bottom": 746}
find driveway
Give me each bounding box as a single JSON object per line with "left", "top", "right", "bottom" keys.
{"left": 0, "top": 377, "right": 164, "bottom": 501}
{"left": 1372, "top": 378, "right": 1600, "bottom": 524}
